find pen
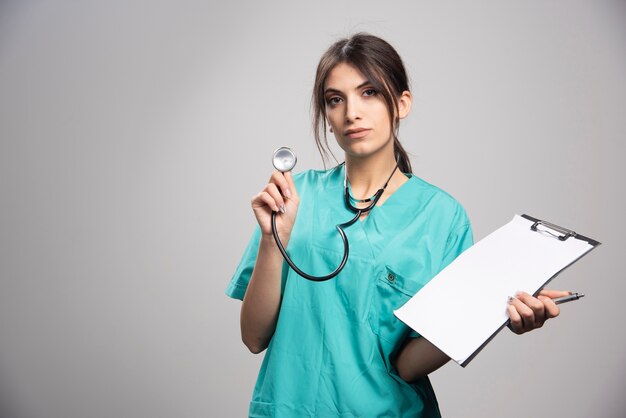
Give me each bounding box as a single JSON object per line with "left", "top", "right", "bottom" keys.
{"left": 552, "top": 292, "right": 585, "bottom": 305}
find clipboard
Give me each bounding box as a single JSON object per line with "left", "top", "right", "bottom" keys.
{"left": 393, "top": 214, "right": 601, "bottom": 367}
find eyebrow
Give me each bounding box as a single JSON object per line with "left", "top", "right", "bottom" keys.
{"left": 324, "top": 80, "right": 372, "bottom": 95}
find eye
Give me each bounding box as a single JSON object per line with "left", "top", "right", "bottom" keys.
{"left": 363, "top": 88, "right": 377, "bottom": 97}
{"left": 326, "top": 96, "right": 343, "bottom": 106}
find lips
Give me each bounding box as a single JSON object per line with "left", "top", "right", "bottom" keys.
{"left": 344, "top": 128, "right": 371, "bottom": 139}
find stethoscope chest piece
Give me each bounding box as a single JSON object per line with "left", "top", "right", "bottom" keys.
{"left": 272, "top": 147, "right": 297, "bottom": 172}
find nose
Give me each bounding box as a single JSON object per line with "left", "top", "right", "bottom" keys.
{"left": 344, "top": 96, "right": 361, "bottom": 123}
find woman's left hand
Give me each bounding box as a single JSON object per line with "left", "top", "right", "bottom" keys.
{"left": 507, "top": 289, "right": 571, "bottom": 335}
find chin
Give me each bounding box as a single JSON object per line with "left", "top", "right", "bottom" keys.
{"left": 342, "top": 147, "right": 370, "bottom": 159}
{"left": 341, "top": 142, "right": 387, "bottom": 159}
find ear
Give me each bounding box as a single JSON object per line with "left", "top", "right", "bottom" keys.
{"left": 397, "top": 90, "right": 412, "bottom": 120}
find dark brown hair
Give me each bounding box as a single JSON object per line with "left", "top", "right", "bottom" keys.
{"left": 312, "top": 33, "right": 412, "bottom": 173}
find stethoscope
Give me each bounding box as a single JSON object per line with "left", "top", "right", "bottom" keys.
{"left": 271, "top": 147, "right": 398, "bottom": 282}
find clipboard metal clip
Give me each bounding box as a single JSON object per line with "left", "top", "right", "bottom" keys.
{"left": 530, "top": 219, "right": 577, "bottom": 241}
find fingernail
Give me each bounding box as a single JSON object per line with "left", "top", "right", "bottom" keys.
{"left": 273, "top": 205, "right": 279, "bottom": 212}
{"left": 280, "top": 204, "right": 286, "bottom": 214}
{"left": 507, "top": 296, "right": 514, "bottom": 304}
{"left": 285, "top": 189, "right": 292, "bottom": 198}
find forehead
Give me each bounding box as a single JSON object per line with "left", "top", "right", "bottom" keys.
{"left": 324, "top": 62, "right": 369, "bottom": 91}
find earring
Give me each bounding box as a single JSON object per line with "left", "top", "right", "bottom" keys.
{"left": 329, "top": 127, "right": 333, "bottom": 133}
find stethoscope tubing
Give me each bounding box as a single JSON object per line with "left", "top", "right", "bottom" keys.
{"left": 269, "top": 147, "right": 398, "bottom": 282}
{"left": 271, "top": 187, "right": 383, "bottom": 282}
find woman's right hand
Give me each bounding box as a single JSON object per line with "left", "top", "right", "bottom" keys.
{"left": 251, "top": 170, "right": 299, "bottom": 243}
{"left": 243, "top": 171, "right": 299, "bottom": 353}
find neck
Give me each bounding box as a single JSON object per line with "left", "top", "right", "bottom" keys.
{"left": 345, "top": 151, "right": 401, "bottom": 199}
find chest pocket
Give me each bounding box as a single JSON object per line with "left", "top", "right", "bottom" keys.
{"left": 368, "top": 265, "right": 421, "bottom": 345}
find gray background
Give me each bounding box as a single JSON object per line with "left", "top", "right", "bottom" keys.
{"left": 1, "top": 1, "right": 624, "bottom": 417}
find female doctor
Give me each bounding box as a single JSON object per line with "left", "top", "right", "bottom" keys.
{"left": 226, "top": 33, "right": 570, "bottom": 417}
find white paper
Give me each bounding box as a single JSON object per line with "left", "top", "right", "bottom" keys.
{"left": 393, "top": 215, "right": 595, "bottom": 366}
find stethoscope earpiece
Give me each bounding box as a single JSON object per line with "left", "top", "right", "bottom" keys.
{"left": 272, "top": 147, "right": 297, "bottom": 172}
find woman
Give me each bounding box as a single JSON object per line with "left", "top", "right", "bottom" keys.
{"left": 226, "top": 33, "right": 568, "bottom": 417}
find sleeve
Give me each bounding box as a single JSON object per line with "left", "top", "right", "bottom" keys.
{"left": 439, "top": 221, "right": 474, "bottom": 272}
{"left": 225, "top": 224, "right": 262, "bottom": 301}
{"left": 225, "top": 170, "right": 308, "bottom": 301}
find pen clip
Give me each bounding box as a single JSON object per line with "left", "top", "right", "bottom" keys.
{"left": 530, "top": 219, "right": 577, "bottom": 241}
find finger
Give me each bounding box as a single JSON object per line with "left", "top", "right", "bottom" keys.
{"left": 538, "top": 289, "right": 572, "bottom": 299}
{"left": 508, "top": 295, "right": 536, "bottom": 331}
{"left": 283, "top": 171, "right": 299, "bottom": 200}
{"left": 538, "top": 295, "right": 560, "bottom": 319}
{"left": 270, "top": 171, "right": 292, "bottom": 200}
{"left": 252, "top": 191, "right": 279, "bottom": 212}
{"left": 507, "top": 302, "right": 524, "bottom": 335}
{"left": 265, "top": 183, "right": 286, "bottom": 213}
{"left": 516, "top": 291, "right": 546, "bottom": 322}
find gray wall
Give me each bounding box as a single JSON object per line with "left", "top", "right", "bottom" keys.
{"left": 1, "top": 1, "right": 624, "bottom": 417}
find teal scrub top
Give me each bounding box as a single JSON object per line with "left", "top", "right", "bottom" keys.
{"left": 226, "top": 164, "right": 473, "bottom": 418}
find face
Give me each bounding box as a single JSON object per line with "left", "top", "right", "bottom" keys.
{"left": 323, "top": 62, "right": 411, "bottom": 159}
